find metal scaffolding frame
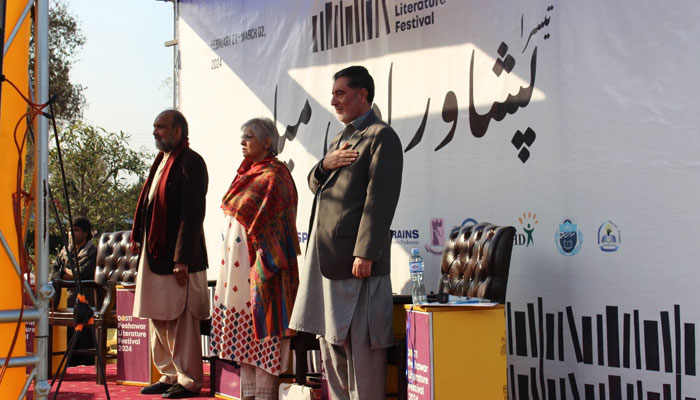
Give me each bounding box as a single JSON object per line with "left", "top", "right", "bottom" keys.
{"left": 1, "top": 1, "right": 176, "bottom": 397}
{"left": 0, "top": 0, "right": 51, "bottom": 398}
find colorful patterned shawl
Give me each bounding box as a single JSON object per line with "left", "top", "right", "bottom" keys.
{"left": 221, "top": 156, "right": 300, "bottom": 339}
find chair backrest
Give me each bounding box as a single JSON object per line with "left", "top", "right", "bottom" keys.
{"left": 438, "top": 222, "right": 515, "bottom": 302}
{"left": 95, "top": 231, "right": 139, "bottom": 285}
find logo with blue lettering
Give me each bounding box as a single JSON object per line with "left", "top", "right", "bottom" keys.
{"left": 597, "top": 220, "right": 620, "bottom": 252}
{"left": 555, "top": 218, "right": 582, "bottom": 256}
{"left": 391, "top": 227, "right": 420, "bottom": 246}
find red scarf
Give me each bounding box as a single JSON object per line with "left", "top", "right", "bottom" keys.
{"left": 131, "top": 139, "right": 189, "bottom": 259}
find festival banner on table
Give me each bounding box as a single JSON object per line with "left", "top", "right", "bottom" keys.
{"left": 406, "top": 309, "right": 433, "bottom": 400}
{"left": 213, "top": 359, "right": 241, "bottom": 399}
{"left": 177, "top": 0, "right": 700, "bottom": 395}
{"left": 116, "top": 287, "right": 151, "bottom": 385}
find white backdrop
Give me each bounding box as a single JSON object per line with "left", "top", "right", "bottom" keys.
{"left": 177, "top": 0, "right": 700, "bottom": 396}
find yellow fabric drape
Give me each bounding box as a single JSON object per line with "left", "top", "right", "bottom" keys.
{"left": 1, "top": 1, "right": 31, "bottom": 397}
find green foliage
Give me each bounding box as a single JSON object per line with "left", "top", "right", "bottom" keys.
{"left": 30, "top": 0, "right": 87, "bottom": 124}
{"left": 49, "top": 122, "right": 152, "bottom": 235}
{"left": 23, "top": 1, "right": 152, "bottom": 261}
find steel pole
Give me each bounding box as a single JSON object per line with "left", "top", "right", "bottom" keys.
{"left": 33, "top": 0, "right": 51, "bottom": 398}
{"left": 172, "top": 0, "right": 179, "bottom": 109}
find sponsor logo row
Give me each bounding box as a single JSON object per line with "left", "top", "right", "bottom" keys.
{"left": 391, "top": 213, "right": 621, "bottom": 256}
{"left": 297, "top": 212, "right": 621, "bottom": 257}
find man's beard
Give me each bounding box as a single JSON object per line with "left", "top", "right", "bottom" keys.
{"left": 155, "top": 137, "right": 178, "bottom": 152}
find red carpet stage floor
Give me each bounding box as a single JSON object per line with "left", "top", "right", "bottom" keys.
{"left": 27, "top": 363, "right": 214, "bottom": 399}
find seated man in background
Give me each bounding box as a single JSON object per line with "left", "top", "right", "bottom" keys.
{"left": 50, "top": 216, "right": 98, "bottom": 366}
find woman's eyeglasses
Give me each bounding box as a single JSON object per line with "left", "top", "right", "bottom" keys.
{"left": 241, "top": 134, "right": 257, "bottom": 141}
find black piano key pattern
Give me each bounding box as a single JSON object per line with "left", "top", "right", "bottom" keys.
{"left": 312, "top": 0, "right": 391, "bottom": 53}
{"left": 506, "top": 298, "right": 697, "bottom": 399}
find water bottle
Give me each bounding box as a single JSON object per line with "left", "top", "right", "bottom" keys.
{"left": 409, "top": 248, "right": 427, "bottom": 304}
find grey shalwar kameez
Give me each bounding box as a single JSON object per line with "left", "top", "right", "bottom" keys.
{"left": 289, "top": 203, "right": 393, "bottom": 400}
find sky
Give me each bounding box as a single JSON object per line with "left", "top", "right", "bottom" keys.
{"left": 66, "top": 0, "right": 174, "bottom": 151}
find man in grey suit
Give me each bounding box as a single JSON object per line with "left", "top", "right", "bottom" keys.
{"left": 290, "top": 66, "right": 403, "bottom": 399}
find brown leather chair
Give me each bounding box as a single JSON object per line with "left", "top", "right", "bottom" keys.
{"left": 95, "top": 230, "right": 139, "bottom": 285}
{"left": 438, "top": 222, "right": 515, "bottom": 302}
{"left": 49, "top": 230, "right": 138, "bottom": 384}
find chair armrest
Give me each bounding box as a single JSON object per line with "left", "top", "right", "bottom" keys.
{"left": 97, "top": 280, "right": 116, "bottom": 317}
{"left": 51, "top": 279, "right": 100, "bottom": 290}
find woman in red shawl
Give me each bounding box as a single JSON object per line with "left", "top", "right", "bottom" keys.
{"left": 210, "top": 118, "right": 300, "bottom": 399}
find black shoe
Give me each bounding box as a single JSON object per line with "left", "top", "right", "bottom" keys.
{"left": 162, "top": 383, "right": 199, "bottom": 399}
{"left": 141, "top": 381, "right": 173, "bottom": 394}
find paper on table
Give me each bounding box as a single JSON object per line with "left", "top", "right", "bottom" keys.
{"left": 420, "top": 295, "right": 499, "bottom": 307}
